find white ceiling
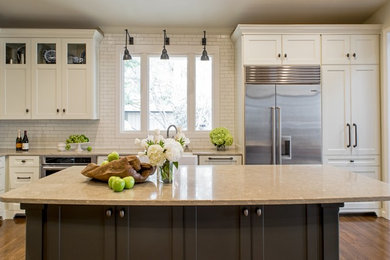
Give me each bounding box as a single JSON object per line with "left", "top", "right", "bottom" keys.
{"left": 0, "top": 0, "right": 387, "bottom": 34}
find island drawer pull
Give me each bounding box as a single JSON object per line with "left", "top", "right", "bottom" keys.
{"left": 106, "top": 209, "right": 112, "bottom": 217}
{"left": 119, "top": 209, "right": 125, "bottom": 218}
{"left": 243, "top": 208, "right": 249, "bottom": 217}
{"left": 256, "top": 208, "right": 262, "bottom": 217}
{"left": 208, "top": 157, "right": 234, "bottom": 161}
{"left": 17, "top": 176, "right": 31, "bottom": 180}
{"left": 21, "top": 160, "right": 26, "bottom": 163}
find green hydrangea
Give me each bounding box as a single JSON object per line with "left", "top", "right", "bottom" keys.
{"left": 209, "top": 127, "right": 233, "bottom": 147}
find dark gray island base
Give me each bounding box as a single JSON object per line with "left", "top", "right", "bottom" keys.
{"left": 23, "top": 203, "right": 342, "bottom": 260}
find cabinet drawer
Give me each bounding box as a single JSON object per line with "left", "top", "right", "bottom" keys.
{"left": 9, "top": 156, "right": 40, "bottom": 167}
{"left": 343, "top": 201, "right": 380, "bottom": 210}
{"left": 9, "top": 168, "right": 39, "bottom": 189}
{"left": 324, "top": 155, "right": 379, "bottom": 167}
{"left": 199, "top": 155, "right": 242, "bottom": 165}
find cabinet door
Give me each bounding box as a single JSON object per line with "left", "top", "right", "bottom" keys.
{"left": 0, "top": 39, "right": 31, "bottom": 119}
{"left": 322, "top": 35, "right": 350, "bottom": 65}
{"left": 32, "top": 39, "right": 62, "bottom": 119}
{"left": 61, "top": 39, "right": 93, "bottom": 119}
{"left": 343, "top": 166, "right": 381, "bottom": 211}
{"left": 322, "top": 66, "right": 351, "bottom": 156}
{"left": 282, "top": 35, "right": 320, "bottom": 65}
{"left": 243, "top": 35, "right": 282, "bottom": 65}
{"left": 351, "top": 65, "right": 380, "bottom": 155}
{"left": 350, "top": 35, "right": 379, "bottom": 65}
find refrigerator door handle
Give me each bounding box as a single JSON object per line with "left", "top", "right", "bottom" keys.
{"left": 271, "top": 107, "right": 276, "bottom": 164}
{"left": 276, "top": 106, "right": 282, "bottom": 164}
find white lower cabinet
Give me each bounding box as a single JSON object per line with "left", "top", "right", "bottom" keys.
{"left": 6, "top": 156, "right": 40, "bottom": 217}
{"left": 324, "top": 155, "right": 380, "bottom": 214}
{"left": 198, "top": 155, "right": 242, "bottom": 165}
{"left": 0, "top": 156, "right": 5, "bottom": 219}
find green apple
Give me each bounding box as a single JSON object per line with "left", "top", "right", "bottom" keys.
{"left": 108, "top": 176, "right": 119, "bottom": 189}
{"left": 107, "top": 151, "right": 119, "bottom": 162}
{"left": 101, "top": 160, "right": 109, "bottom": 166}
{"left": 87, "top": 146, "right": 92, "bottom": 152}
{"left": 123, "top": 176, "right": 135, "bottom": 189}
{"left": 112, "top": 178, "right": 125, "bottom": 192}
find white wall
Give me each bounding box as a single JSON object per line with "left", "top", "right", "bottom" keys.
{"left": 0, "top": 33, "right": 235, "bottom": 150}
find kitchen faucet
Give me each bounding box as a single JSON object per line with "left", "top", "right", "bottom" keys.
{"left": 166, "top": 125, "right": 178, "bottom": 138}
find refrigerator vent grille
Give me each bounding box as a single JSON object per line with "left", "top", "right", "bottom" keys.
{"left": 245, "top": 66, "right": 320, "bottom": 85}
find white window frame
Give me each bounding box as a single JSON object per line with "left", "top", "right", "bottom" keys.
{"left": 116, "top": 44, "right": 220, "bottom": 138}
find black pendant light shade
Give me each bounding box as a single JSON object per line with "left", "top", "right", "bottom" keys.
{"left": 161, "top": 29, "right": 170, "bottom": 60}
{"left": 201, "top": 30, "right": 209, "bottom": 61}
{"left": 123, "top": 29, "right": 134, "bottom": 60}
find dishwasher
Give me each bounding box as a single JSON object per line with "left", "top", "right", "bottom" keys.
{"left": 40, "top": 155, "right": 97, "bottom": 178}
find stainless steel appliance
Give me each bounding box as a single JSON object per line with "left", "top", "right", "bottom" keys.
{"left": 245, "top": 66, "right": 322, "bottom": 165}
{"left": 40, "top": 156, "right": 97, "bottom": 177}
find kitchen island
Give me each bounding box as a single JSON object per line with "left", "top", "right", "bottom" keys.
{"left": 2, "top": 165, "right": 390, "bottom": 260}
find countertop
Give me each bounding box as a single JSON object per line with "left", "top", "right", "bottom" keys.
{"left": 2, "top": 165, "right": 390, "bottom": 206}
{"left": 0, "top": 148, "right": 242, "bottom": 157}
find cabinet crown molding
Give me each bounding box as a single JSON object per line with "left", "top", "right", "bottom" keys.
{"left": 0, "top": 28, "right": 103, "bottom": 42}
{"left": 231, "top": 24, "right": 382, "bottom": 42}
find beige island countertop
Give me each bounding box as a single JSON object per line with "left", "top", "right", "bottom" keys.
{"left": 1, "top": 165, "right": 390, "bottom": 206}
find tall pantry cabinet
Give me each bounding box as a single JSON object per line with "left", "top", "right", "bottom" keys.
{"left": 232, "top": 25, "right": 382, "bottom": 215}
{"left": 322, "top": 34, "right": 381, "bottom": 214}
{"left": 0, "top": 29, "right": 102, "bottom": 120}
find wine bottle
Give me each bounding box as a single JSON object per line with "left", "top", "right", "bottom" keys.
{"left": 16, "top": 129, "right": 22, "bottom": 151}
{"left": 22, "top": 130, "right": 29, "bottom": 151}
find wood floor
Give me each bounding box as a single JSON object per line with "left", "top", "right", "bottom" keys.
{"left": 0, "top": 215, "right": 390, "bottom": 259}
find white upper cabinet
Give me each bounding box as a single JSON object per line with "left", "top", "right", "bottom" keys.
{"left": 243, "top": 35, "right": 282, "bottom": 65}
{"left": 322, "top": 35, "right": 379, "bottom": 65}
{"left": 0, "top": 39, "right": 32, "bottom": 119}
{"left": 242, "top": 34, "right": 320, "bottom": 65}
{"left": 0, "top": 29, "right": 102, "bottom": 120}
{"left": 31, "top": 39, "right": 62, "bottom": 119}
{"left": 350, "top": 65, "right": 380, "bottom": 155}
{"left": 350, "top": 35, "right": 379, "bottom": 65}
{"left": 282, "top": 35, "right": 321, "bottom": 65}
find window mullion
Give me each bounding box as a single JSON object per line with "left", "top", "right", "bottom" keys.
{"left": 141, "top": 54, "right": 148, "bottom": 133}
{"left": 188, "top": 55, "right": 195, "bottom": 132}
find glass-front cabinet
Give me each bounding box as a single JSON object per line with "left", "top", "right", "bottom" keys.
{"left": 0, "top": 29, "right": 102, "bottom": 120}
{"left": 0, "top": 38, "right": 31, "bottom": 119}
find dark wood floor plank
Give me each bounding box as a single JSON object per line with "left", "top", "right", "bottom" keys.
{"left": 1, "top": 215, "right": 390, "bottom": 259}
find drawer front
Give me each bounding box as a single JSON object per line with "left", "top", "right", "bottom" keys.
{"left": 0, "top": 156, "right": 5, "bottom": 168}
{"left": 9, "top": 168, "right": 40, "bottom": 189}
{"left": 344, "top": 201, "right": 381, "bottom": 210}
{"left": 199, "top": 155, "right": 242, "bottom": 165}
{"left": 9, "top": 156, "right": 40, "bottom": 167}
{"left": 324, "top": 155, "right": 380, "bottom": 167}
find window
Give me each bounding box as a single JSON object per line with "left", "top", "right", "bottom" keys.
{"left": 120, "top": 45, "right": 218, "bottom": 134}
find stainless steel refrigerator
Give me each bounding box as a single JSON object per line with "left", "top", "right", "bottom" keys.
{"left": 245, "top": 66, "right": 322, "bottom": 165}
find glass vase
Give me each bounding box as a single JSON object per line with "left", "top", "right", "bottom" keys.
{"left": 159, "top": 160, "right": 173, "bottom": 184}
{"left": 216, "top": 144, "right": 226, "bottom": 151}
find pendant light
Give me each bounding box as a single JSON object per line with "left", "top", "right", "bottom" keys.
{"left": 161, "top": 29, "right": 170, "bottom": 60}
{"left": 201, "top": 30, "right": 209, "bottom": 61}
{"left": 123, "top": 29, "right": 134, "bottom": 60}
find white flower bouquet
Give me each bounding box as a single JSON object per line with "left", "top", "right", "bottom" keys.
{"left": 135, "top": 129, "right": 190, "bottom": 183}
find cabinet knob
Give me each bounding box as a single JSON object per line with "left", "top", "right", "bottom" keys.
{"left": 63, "top": 108, "right": 66, "bottom": 113}
{"left": 278, "top": 53, "right": 281, "bottom": 58}
{"left": 350, "top": 160, "right": 354, "bottom": 163}
{"left": 353, "top": 53, "right": 357, "bottom": 58}
{"left": 284, "top": 53, "right": 287, "bottom": 58}
{"left": 26, "top": 108, "right": 29, "bottom": 113}
{"left": 21, "top": 160, "right": 26, "bottom": 163}
{"left": 256, "top": 208, "right": 262, "bottom": 216}
{"left": 119, "top": 209, "right": 125, "bottom": 218}
{"left": 57, "top": 108, "right": 60, "bottom": 113}
{"left": 243, "top": 208, "right": 249, "bottom": 217}
{"left": 105, "top": 209, "right": 112, "bottom": 217}
{"left": 346, "top": 53, "right": 350, "bottom": 58}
